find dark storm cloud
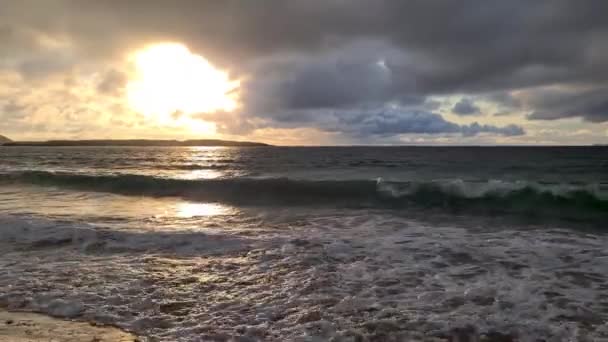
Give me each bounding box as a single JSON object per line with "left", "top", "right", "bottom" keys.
{"left": 350, "top": 110, "right": 524, "bottom": 137}
{"left": 246, "top": 106, "right": 524, "bottom": 138}
{"left": 527, "top": 88, "right": 608, "bottom": 123}
{"left": 277, "top": 56, "right": 391, "bottom": 110}
{"left": 452, "top": 98, "right": 480, "bottom": 116}
{"left": 241, "top": 41, "right": 421, "bottom": 113}
{"left": 5, "top": 1, "right": 608, "bottom": 82}
{"left": 3, "top": 0, "right": 608, "bottom": 135}
{"left": 461, "top": 123, "right": 524, "bottom": 137}
{"left": 487, "top": 92, "right": 522, "bottom": 110}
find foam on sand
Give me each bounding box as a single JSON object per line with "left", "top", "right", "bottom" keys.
{"left": 2, "top": 211, "right": 608, "bottom": 340}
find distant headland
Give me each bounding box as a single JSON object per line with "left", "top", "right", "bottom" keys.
{"left": 0, "top": 135, "right": 11, "bottom": 144}
{"left": 1, "top": 139, "right": 270, "bottom": 147}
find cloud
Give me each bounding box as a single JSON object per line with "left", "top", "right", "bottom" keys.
{"left": 337, "top": 108, "right": 524, "bottom": 137}
{"left": 4, "top": 1, "right": 608, "bottom": 90}
{"left": 526, "top": 87, "right": 608, "bottom": 122}
{"left": 230, "top": 43, "right": 522, "bottom": 139}
{"left": 240, "top": 40, "right": 421, "bottom": 113}
{"left": 357, "top": 111, "right": 524, "bottom": 136}
{"left": 452, "top": 98, "right": 480, "bottom": 116}
{"left": 234, "top": 105, "right": 524, "bottom": 138}
{"left": 1, "top": 100, "right": 28, "bottom": 119}
{"left": 96, "top": 69, "right": 127, "bottom": 95}
{"left": 0, "top": 0, "right": 606, "bottom": 143}
{"left": 461, "top": 122, "right": 524, "bottom": 137}
{"left": 487, "top": 92, "right": 522, "bottom": 110}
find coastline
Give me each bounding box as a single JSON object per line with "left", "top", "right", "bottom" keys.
{"left": 0, "top": 309, "right": 138, "bottom": 342}
{"left": 0, "top": 139, "right": 270, "bottom": 147}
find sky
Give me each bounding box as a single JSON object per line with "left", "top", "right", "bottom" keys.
{"left": 1, "top": 1, "right": 608, "bottom": 145}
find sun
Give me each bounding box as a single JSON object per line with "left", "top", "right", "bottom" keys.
{"left": 126, "top": 43, "right": 239, "bottom": 127}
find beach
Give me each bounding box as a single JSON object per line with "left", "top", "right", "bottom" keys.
{"left": 0, "top": 309, "right": 136, "bottom": 342}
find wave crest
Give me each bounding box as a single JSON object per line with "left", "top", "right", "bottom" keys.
{"left": 3, "top": 171, "right": 607, "bottom": 222}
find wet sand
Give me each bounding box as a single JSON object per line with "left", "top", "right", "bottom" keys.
{"left": 0, "top": 309, "right": 138, "bottom": 342}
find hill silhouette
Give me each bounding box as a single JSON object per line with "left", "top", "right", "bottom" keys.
{"left": 2, "top": 139, "right": 270, "bottom": 147}
{"left": 0, "top": 135, "right": 11, "bottom": 144}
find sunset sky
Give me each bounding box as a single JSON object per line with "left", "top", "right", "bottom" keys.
{"left": 1, "top": 1, "right": 608, "bottom": 145}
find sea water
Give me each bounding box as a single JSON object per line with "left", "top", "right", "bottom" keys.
{"left": 1, "top": 146, "right": 607, "bottom": 341}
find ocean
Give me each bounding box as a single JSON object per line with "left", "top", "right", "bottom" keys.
{"left": 1, "top": 146, "right": 607, "bottom": 341}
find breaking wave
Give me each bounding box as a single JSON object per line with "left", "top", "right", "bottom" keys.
{"left": 2, "top": 171, "right": 607, "bottom": 223}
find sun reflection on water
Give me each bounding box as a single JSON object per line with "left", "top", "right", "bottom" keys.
{"left": 176, "top": 202, "right": 232, "bottom": 218}
{"left": 181, "top": 169, "right": 225, "bottom": 180}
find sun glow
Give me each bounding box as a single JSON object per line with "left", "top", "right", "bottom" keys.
{"left": 126, "top": 43, "right": 239, "bottom": 129}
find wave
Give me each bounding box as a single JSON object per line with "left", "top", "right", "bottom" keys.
{"left": 2, "top": 171, "right": 607, "bottom": 223}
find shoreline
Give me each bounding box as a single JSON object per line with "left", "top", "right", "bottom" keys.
{"left": 0, "top": 309, "right": 138, "bottom": 342}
